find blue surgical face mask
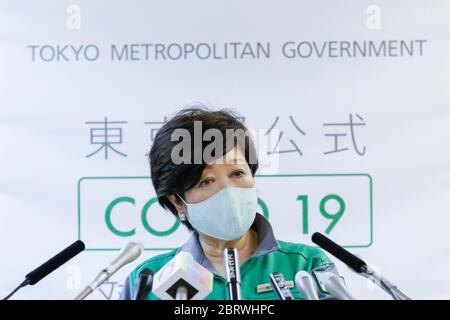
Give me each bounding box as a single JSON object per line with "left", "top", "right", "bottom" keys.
{"left": 177, "top": 186, "right": 258, "bottom": 241}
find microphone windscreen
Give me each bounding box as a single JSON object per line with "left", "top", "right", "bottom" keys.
{"left": 311, "top": 233, "right": 366, "bottom": 272}
{"left": 152, "top": 251, "right": 213, "bottom": 300}
{"left": 25, "top": 240, "right": 85, "bottom": 285}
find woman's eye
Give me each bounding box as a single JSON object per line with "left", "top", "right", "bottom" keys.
{"left": 199, "top": 178, "right": 213, "bottom": 187}
{"left": 231, "top": 170, "right": 245, "bottom": 178}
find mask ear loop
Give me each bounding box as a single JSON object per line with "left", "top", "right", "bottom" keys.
{"left": 176, "top": 193, "right": 188, "bottom": 222}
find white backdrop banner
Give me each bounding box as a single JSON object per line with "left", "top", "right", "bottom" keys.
{"left": 1, "top": 0, "right": 450, "bottom": 299}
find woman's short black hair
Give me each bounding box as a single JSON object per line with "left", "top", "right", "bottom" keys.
{"left": 149, "top": 105, "right": 259, "bottom": 230}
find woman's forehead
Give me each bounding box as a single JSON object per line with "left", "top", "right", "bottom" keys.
{"left": 204, "top": 147, "right": 247, "bottom": 168}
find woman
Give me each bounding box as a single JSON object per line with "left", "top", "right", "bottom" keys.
{"left": 120, "top": 106, "right": 341, "bottom": 300}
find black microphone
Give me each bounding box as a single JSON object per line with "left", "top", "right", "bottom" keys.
{"left": 269, "top": 272, "right": 294, "bottom": 300}
{"left": 3, "top": 240, "right": 85, "bottom": 300}
{"left": 311, "top": 232, "right": 366, "bottom": 273}
{"left": 26, "top": 240, "right": 85, "bottom": 285}
{"left": 135, "top": 268, "right": 154, "bottom": 300}
{"left": 311, "top": 232, "right": 411, "bottom": 300}
{"left": 223, "top": 248, "right": 241, "bottom": 300}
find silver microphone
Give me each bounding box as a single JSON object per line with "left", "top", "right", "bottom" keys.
{"left": 75, "top": 241, "right": 143, "bottom": 300}
{"left": 314, "top": 271, "right": 354, "bottom": 300}
{"left": 294, "top": 271, "right": 319, "bottom": 300}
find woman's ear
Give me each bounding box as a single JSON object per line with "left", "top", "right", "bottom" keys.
{"left": 167, "top": 194, "right": 186, "bottom": 214}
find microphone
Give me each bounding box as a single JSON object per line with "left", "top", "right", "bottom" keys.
{"left": 269, "top": 272, "right": 294, "bottom": 300}
{"left": 313, "top": 271, "right": 354, "bottom": 300}
{"left": 294, "top": 271, "right": 319, "bottom": 300}
{"left": 312, "top": 232, "right": 411, "bottom": 300}
{"left": 152, "top": 251, "right": 213, "bottom": 300}
{"left": 224, "top": 248, "right": 241, "bottom": 300}
{"left": 3, "top": 240, "right": 85, "bottom": 300}
{"left": 135, "top": 268, "right": 154, "bottom": 300}
{"left": 75, "top": 241, "right": 143, "bottom": 300}
{"left": 311, "top": 233, "right": 366, "bottom": 273}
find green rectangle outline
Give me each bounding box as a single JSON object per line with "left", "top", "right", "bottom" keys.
{"left": 78, "top": 173, "right": 373, "bottom": 251}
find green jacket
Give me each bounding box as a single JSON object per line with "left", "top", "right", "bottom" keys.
{"left": 120, "top": 214, "right": 338, "bottom": 300}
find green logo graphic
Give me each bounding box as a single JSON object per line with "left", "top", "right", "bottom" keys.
{"left": 78, "top": 174, "right": 373, "bottom": 251}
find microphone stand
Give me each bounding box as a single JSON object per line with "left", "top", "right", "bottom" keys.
{"left": 359, "top": 265, "right": 411, "bottom": 300}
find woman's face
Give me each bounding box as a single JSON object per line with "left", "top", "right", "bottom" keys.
{"left": 184, "top": 146, "right": 254, "bottom": 204}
